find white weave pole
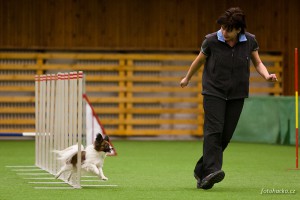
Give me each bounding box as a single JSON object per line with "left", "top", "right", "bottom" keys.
{"left": 64, "top": 73, "right": 69, "bottom": 150}
{"left": 53, "top": 73, "right": 60, "bottom": 174}
{"left": 45, "top": 74, "right": 51, "bottom": 171}
{"left": 57, "top": 73, "right": 63, "bottom": 174}
{"left": 69, "top": 72, "right": 74, "bottom": 147}
{"left": 49, "top": 74, "right": 56, "bottom": 174}
{"left": 37, "top": 75, "right": 42, "bottom": 168}
{"left": 34, "top": 75, "right": 39, "bottom": 167}
{"left": 60, "top": 73, "right": 68, "bottom": 181}
{"left": 71, "top": 71, "right": 80, "bottom": 187}
{"left": 75, "top": 71, "right": 84, "bottom": 188}
{"left": 60, "top": 73, "right": 65, "bottom": 151}
{"left": 72, "top": 72, "right": 78, "bottom": 146}
{"left": 82, "top": 72, "right": 86, "bottom": 147}
{"left": 37, "top": 74, "right": 42, "bottom": 168}
{"left": 40, "top": 75, "right": 46, "bottom": 169}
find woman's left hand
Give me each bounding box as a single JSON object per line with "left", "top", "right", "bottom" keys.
{"left": 266, "top": 74, "right": 278, "bottom": 82}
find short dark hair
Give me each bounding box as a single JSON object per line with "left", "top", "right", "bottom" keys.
{"left": 217, "top": 7, "right": 246, "bottom": 34}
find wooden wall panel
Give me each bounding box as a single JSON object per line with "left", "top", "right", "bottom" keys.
{"left": 0, "top": 52, "right": 283, "bottom": 134}
{"left": 0, "top": 0, "right": 299, "bottom": 94}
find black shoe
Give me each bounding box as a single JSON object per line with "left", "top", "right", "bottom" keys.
{"left": 199, "top": 170, "right": 225, "bottom": 190}
{"left": 194, "top": 173, "right": 201, "bottom": 181}
{"left": 194, "top": 173, "right": 202, "bottom": 189}
{"left": 194, "top": 172, "right": 214, "bottom": 189}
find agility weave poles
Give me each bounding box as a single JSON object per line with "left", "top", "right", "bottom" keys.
{"left": 35, "top": 71, "right": 85, "bottom": 188}
{"left": 295, "top": 48, "right": 299, "bottom": 169}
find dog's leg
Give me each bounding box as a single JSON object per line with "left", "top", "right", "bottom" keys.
{"left": 98, "top": 167, "right": 108, "bottom": 181}
{"left": 83, "top": 164, "right": 107, "bottom": 180}
{"left": 66, "top": 171, "right": 73, "bottom": 182}
{"left": 55, "top": 164, "right": 73, "bottom": 179}
{"left": 55, "top": 165, "right": 66, "bottom": 179}
{"left": 83, "top": 164, "right": 99, "bottom": 176}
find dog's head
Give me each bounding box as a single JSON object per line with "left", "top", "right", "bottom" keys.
{"left": 94, "top": 133, "right": 112, "bottom": 153}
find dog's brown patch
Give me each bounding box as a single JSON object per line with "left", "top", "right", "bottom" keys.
{"left": 70, "top": 151, "right": 86, "bottom": 167}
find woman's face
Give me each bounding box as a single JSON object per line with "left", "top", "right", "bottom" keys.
{"left": 221, "top": 26, "right": 241, "bottom": 42}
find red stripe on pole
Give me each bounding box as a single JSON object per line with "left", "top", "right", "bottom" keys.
{"left": 297, "top": 128, "right": 299, "bottom": 169}
{"left": 295, "top": 48, "right": 299, "bottom": 169}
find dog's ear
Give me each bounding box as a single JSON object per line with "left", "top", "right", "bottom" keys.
{"left": 104, "top": 135, "right": 110, "bottom": 142}
{"left": 96, "top": 133, "right": 104, "bottom": 143}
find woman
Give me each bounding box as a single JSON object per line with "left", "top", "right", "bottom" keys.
{"left": 180, "top": 7, "right": 277, "bottom": 190}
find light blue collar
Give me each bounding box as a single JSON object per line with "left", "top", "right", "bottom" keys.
{"left": 217, "top": 29, "right": 247, "bottom": 43}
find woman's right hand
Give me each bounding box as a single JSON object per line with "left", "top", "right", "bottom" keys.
{"left": 180, "top": 77, "right": 190, "bottom": 88}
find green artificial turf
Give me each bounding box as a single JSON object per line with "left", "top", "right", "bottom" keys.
{"left": 0, "top": 140, "right": 299, "bottom": 200}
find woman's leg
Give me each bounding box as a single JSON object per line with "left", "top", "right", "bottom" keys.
{"left": 194, "top": 95, "right": 226, "bottom": 180}
{"left": 221, "top": 99, "right": 244, "bottom": 151}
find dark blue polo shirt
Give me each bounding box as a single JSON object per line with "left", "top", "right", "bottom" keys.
{"left": 201, "top": 30, "right": 259, "bottom": 100}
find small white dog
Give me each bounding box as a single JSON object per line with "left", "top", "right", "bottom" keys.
{"left": 54, "top": 133, "right": 112, "bottom": 181}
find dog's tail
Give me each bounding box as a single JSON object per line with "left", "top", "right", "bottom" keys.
{"left": 53, "top": 144, "right": 84, "bottom": 163}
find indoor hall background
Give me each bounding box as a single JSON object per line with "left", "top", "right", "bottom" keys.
{"left": 0, "top": 0, "right": 298, "bottom": 95}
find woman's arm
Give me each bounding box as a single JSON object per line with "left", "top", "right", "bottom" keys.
{"left": 180, "top": 52, "right": 207, "bottom": 88}
{"left": 251, "top": 51, "right": 278, "bottom": 82}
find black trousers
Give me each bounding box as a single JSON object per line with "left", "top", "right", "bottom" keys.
{"left": 194, "top": 95, "right": 244, "bottom": 180}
